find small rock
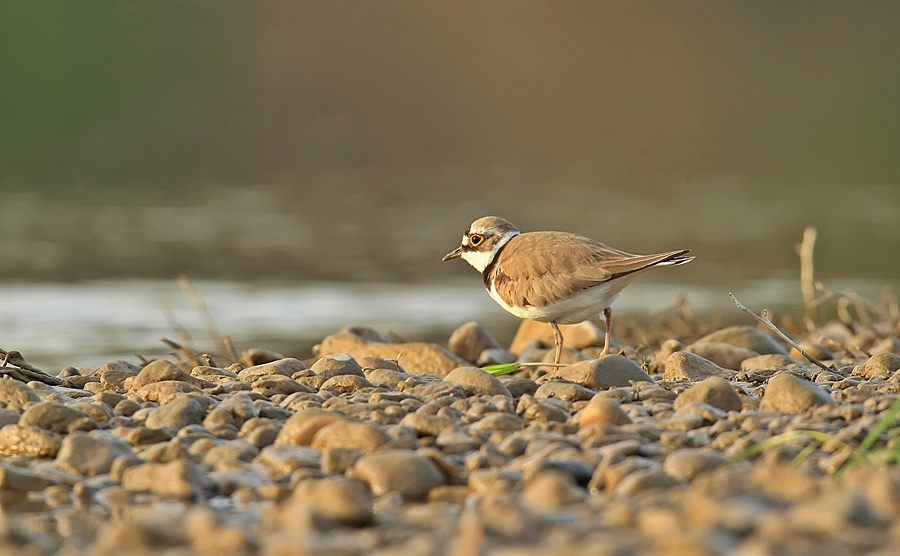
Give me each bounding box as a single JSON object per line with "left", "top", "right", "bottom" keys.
{"left": 696, "top": 325, "right": 788, "bottom": 355}
{"left": 310, "top": 353, "right": 365, "bottom": 379}
{"left": 321, "top": 448, "right": 363, "bottom": 474}
{"left": 318, "top": 327, "right": 467, "bottom": 376}
{"left": 498, "top": 376, "right": 539, "bottom": 398}
{"left": 19, "top": 402, "right": 96, "bottom": 434}
{"left": 237, "top": 359, "right": 305, "bottom": 384}
{"left": 0, "top": 379, "right": 41, "bottom": 412}
{"left": 0, "top": 409, "right": 20, "bottom": 428}
{"left": 364, "top": 368, "right": 409, "bottom": 389}
{"left": 858, "top": 353, "right": 900, "bottom": 381}
{"left": 288, "top": 477, "right": 375, "bottom": 527}
{"left": 663, "top": 449, "right": 726, "bottom": 481}
{"left": 448, "top": 322, "right": 503, "bottom": 364}
{"left": 684, "top": 342, "right": 760, "bottom": 370}
{"left": 520, "top": 471, "right": 585, "bottom": 512}
{"left": 399, "top": 413, "right": 456, "bottom": 437}
{"left": 443, "top": 367, "right": 512, "bottom": 397}
{"left": 672, "top": 376, "right": 743, "bottom": 412}
{"left": 352, "top": 449, "right": 444, "bottom": 500}
{"left": 274, "top": 408, "right": 347, "bottom": 446}
{"left": 740, "top": 354, "right": 801, "bottom": 370}
{"left": 144, "top": 397, "right": 205, "bottom": 429}
{"left": 136, "top": 381, "right": 203, "bottom": 403}
{"left": 121, "top": 459, "right": 215, "bottom": 499}
{"left": 131, "top": 359, "right": 215, "bottom": 390}
{"left": 253, "top": 445, "right": 322, "bottom": 478}
{"left": 202, "top": 439, "right": 260, "bottom": 465}
{"left": 615, "top": 467, "right": 682, "bottom": 495}
{"left": 477, "top": 348, "right": 518, "bottom": 367}
{"left": 577, "top": 396, "right": 633, "bottom": 426}
{"left": 664, "top": 352, "right": 733, "bottom": 381}
{"left": 550, "top": 355, "right": 654, "bottom": 389}
{"left": 311, "top": 420, "right": 393, "bottom": 454}
{"left": 0, "top": 425, "right": 63, "bottom": 458}
{"left": 759, "top": 373, "right": 834, "bottom": 413}
{"left": 252, "top": 375, "right": 316, "bottom": 397}
{"left": 56, "top": 431, "right": 135, "bottom": 476}
{"left": 319, "top": 375, "right": 374, "bottom": 394}
{"left": 0, "top": 462, "right": 58, "bottom": 491}
{"left": 534, "top": 381, "right": 596, "bottom": 401}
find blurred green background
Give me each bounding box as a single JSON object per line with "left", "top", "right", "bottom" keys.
{"left": 1, "top": 1, "right": 898, "bottom": 287}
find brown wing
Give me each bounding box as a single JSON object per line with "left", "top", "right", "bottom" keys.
{"left": 488, "top": 231, "right": 689, "bottom": 308}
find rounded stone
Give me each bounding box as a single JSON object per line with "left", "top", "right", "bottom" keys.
{"left": 663, "top": 448, "right": 727, "bottom": 481}
{"left": 274, "top": 408, "right": 347, "bottom": 446}
{"left": 310, "top": 353, "right": 365, "bottom": 379}
{"left": 448, "top": 321, "right": 503, "bottom": 364}
{"left": 56, "top": 431, "right": 136, "bottom": 476}
{"left": 759, "top": 373, "right": 833, "bottom": 414}
{"left": 144, "top": 397, "right": 205, "bottom": 429}
{"left": 664, "top": 352, "right": 732, "bottom": 381}
{"left": 696, "top": 326, "right": 788, "bottom": 355}
{"left": 310, "top": 420, "right": 393, "bottom": 454}
{"left": 740, "top": 354, "right": 801, "bottom": 371}
{"left": 672, "top": 376, "right": 743, "bottom": 412}
{"left": 289, "top": 477, "right": 374, "bottom": 527}
{"left": 859, "top": 353, "right": 900, "bottom": 381}
{"left": 19, "top": 402, "right": 96, "bottom": 434}
{"left": 443, "top": 367, "right": 512, "bottom": 397}
{"left": 0, "top": 380, "right": 41, "bottom": 412}
{"left": 520, "top": 471, "right": 585, "bottom": 512}
{"left": 551, "top": 355, "right": 654, "bottom": 390}
{"left": 0, "top": 424, "right": 63, "bottom": 458}
{"left": 352, "top": 449, "right": 444, "bottom": 500}
{"left": 577, "top": 396, "right": 633, "bottom": 427}
{"left": 684, "top": 342, "right": 760, "bottom": 371}
{"left": 319, "top": 375, "right": 374, "bottom": 394}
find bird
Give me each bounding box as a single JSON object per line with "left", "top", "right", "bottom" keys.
{"left": 442, "top": 216, "right": 693, "bottom": 365}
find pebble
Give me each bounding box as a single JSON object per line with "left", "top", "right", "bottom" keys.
{"left": 121, "top": 459, "right": 215, "bottom": 500}
{"left": 318, "top": 327, "right": 467, "bottom": 376}
{"left": 740, "top": 353, "right": 801, "bottom": 370}
{"left": 143, "top": 397, "right": 205, "bottom": 429}
{"left": 664, "top": 351, "right": 733, "bottom": 381}
{"left": 310, "top": 419, "right": 394, "bottom": 454}
{"left": 19, "top": 402, "right": 97, "bottom": 434}
{"left": 448, "top": 321, "right": 504, "bottom": 363}
{"left": 274, "top": 408, "right": 346, "bottom": 446}
{"left": 550, "top": 355, "right": 654, "bottom": 389}
{"left": 0, "top": 379, "right": 41, "bottom": 412}
{"left": 309, "top": 353, "right": 365, "bottom": 379}
{"left": 696, "top": 325, "right": 789, "bottom": 355}
{"left": 577, "top": 396, "right": 633, "bottom": 426}
{"left": 289, "top": 477, "right": 375, "bottom": 527}
{"left": 673, "top": 376, "right": 743, "bottom": 412}
{"left": 663, "top": 448, "right": 727, "bottom": 481}
{"left": 131, "top": 359, "right": 215, "bottom": 390}
{"left": 856, "top": 352, "right": 900, "bottom": 381}
{"left": 759, "top": 373, "right": 834, "bottom": 413}
{"left": 55, "top": 431, "right": 135, "bottom": 476}
{"left": 443, "top": 367, "right": 512, "bottom": 397}
{"left": 351, "top": 449, "right": 444, "bottom": 500}
{"left": 684, "top": 341, "right": 760, "bottom": 370}
{"left": 0, "top": 425, "right": 63, "bottom": 458}
{"left": 237, "top": 357, "right": 307, "bottom": 382}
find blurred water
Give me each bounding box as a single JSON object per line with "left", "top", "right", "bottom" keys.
{"left": 2, "top": 277, "right": 891, "bottom": 372}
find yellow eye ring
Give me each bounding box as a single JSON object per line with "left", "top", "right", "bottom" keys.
{"left": 469, "top": 234, "right": 484, "bottom": 247}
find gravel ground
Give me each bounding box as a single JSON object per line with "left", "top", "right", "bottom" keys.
{"left": 0, "top": 317, "right": 899, "bottom": 556}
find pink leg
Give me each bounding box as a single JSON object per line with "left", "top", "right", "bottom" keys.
{"left": 599, "top": 307, "right": 613, "bottom": 357}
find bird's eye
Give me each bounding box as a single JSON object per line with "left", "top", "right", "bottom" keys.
{"left": 469, "top": 234, "right": 484, "bottom": 247}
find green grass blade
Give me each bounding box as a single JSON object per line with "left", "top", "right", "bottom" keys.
{"left": 838, "top": 397, "right": 900, "bottom": 478}
{"left": 481, "top": 363, "right": 521, "bottom": 377}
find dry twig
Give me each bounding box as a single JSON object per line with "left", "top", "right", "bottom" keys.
{"left": 729, "top": 293, "right": 834, "bottom": 372}
{"left": 796, "top": 226, "right": 818, "bottom": 325}
{"left": 0, "top": 348, "right": 63, "bottom": 386}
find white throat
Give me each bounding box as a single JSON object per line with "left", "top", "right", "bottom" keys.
{"left": 460, "top": 230, "right": 519, "bottom": 273}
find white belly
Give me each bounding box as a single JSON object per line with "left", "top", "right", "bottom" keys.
{"left": 488, "top": 280, "right": 624, "bottom": 324}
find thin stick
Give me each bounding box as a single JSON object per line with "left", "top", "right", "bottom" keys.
{"left": 729, "top": 293, "right": 833, "bottom": 372}
{"left": 816, "top": 282, "right": 893, "bottom": 322}
{"left": 178, "top": 275, "right": 226, "bottom": 355}
{"left": 796, "top": 227, "right": 818, "bottom": 324}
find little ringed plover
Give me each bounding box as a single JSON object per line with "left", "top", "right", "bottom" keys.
{"left": 442, "top": 216, "right": 693, "bottom": 364}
